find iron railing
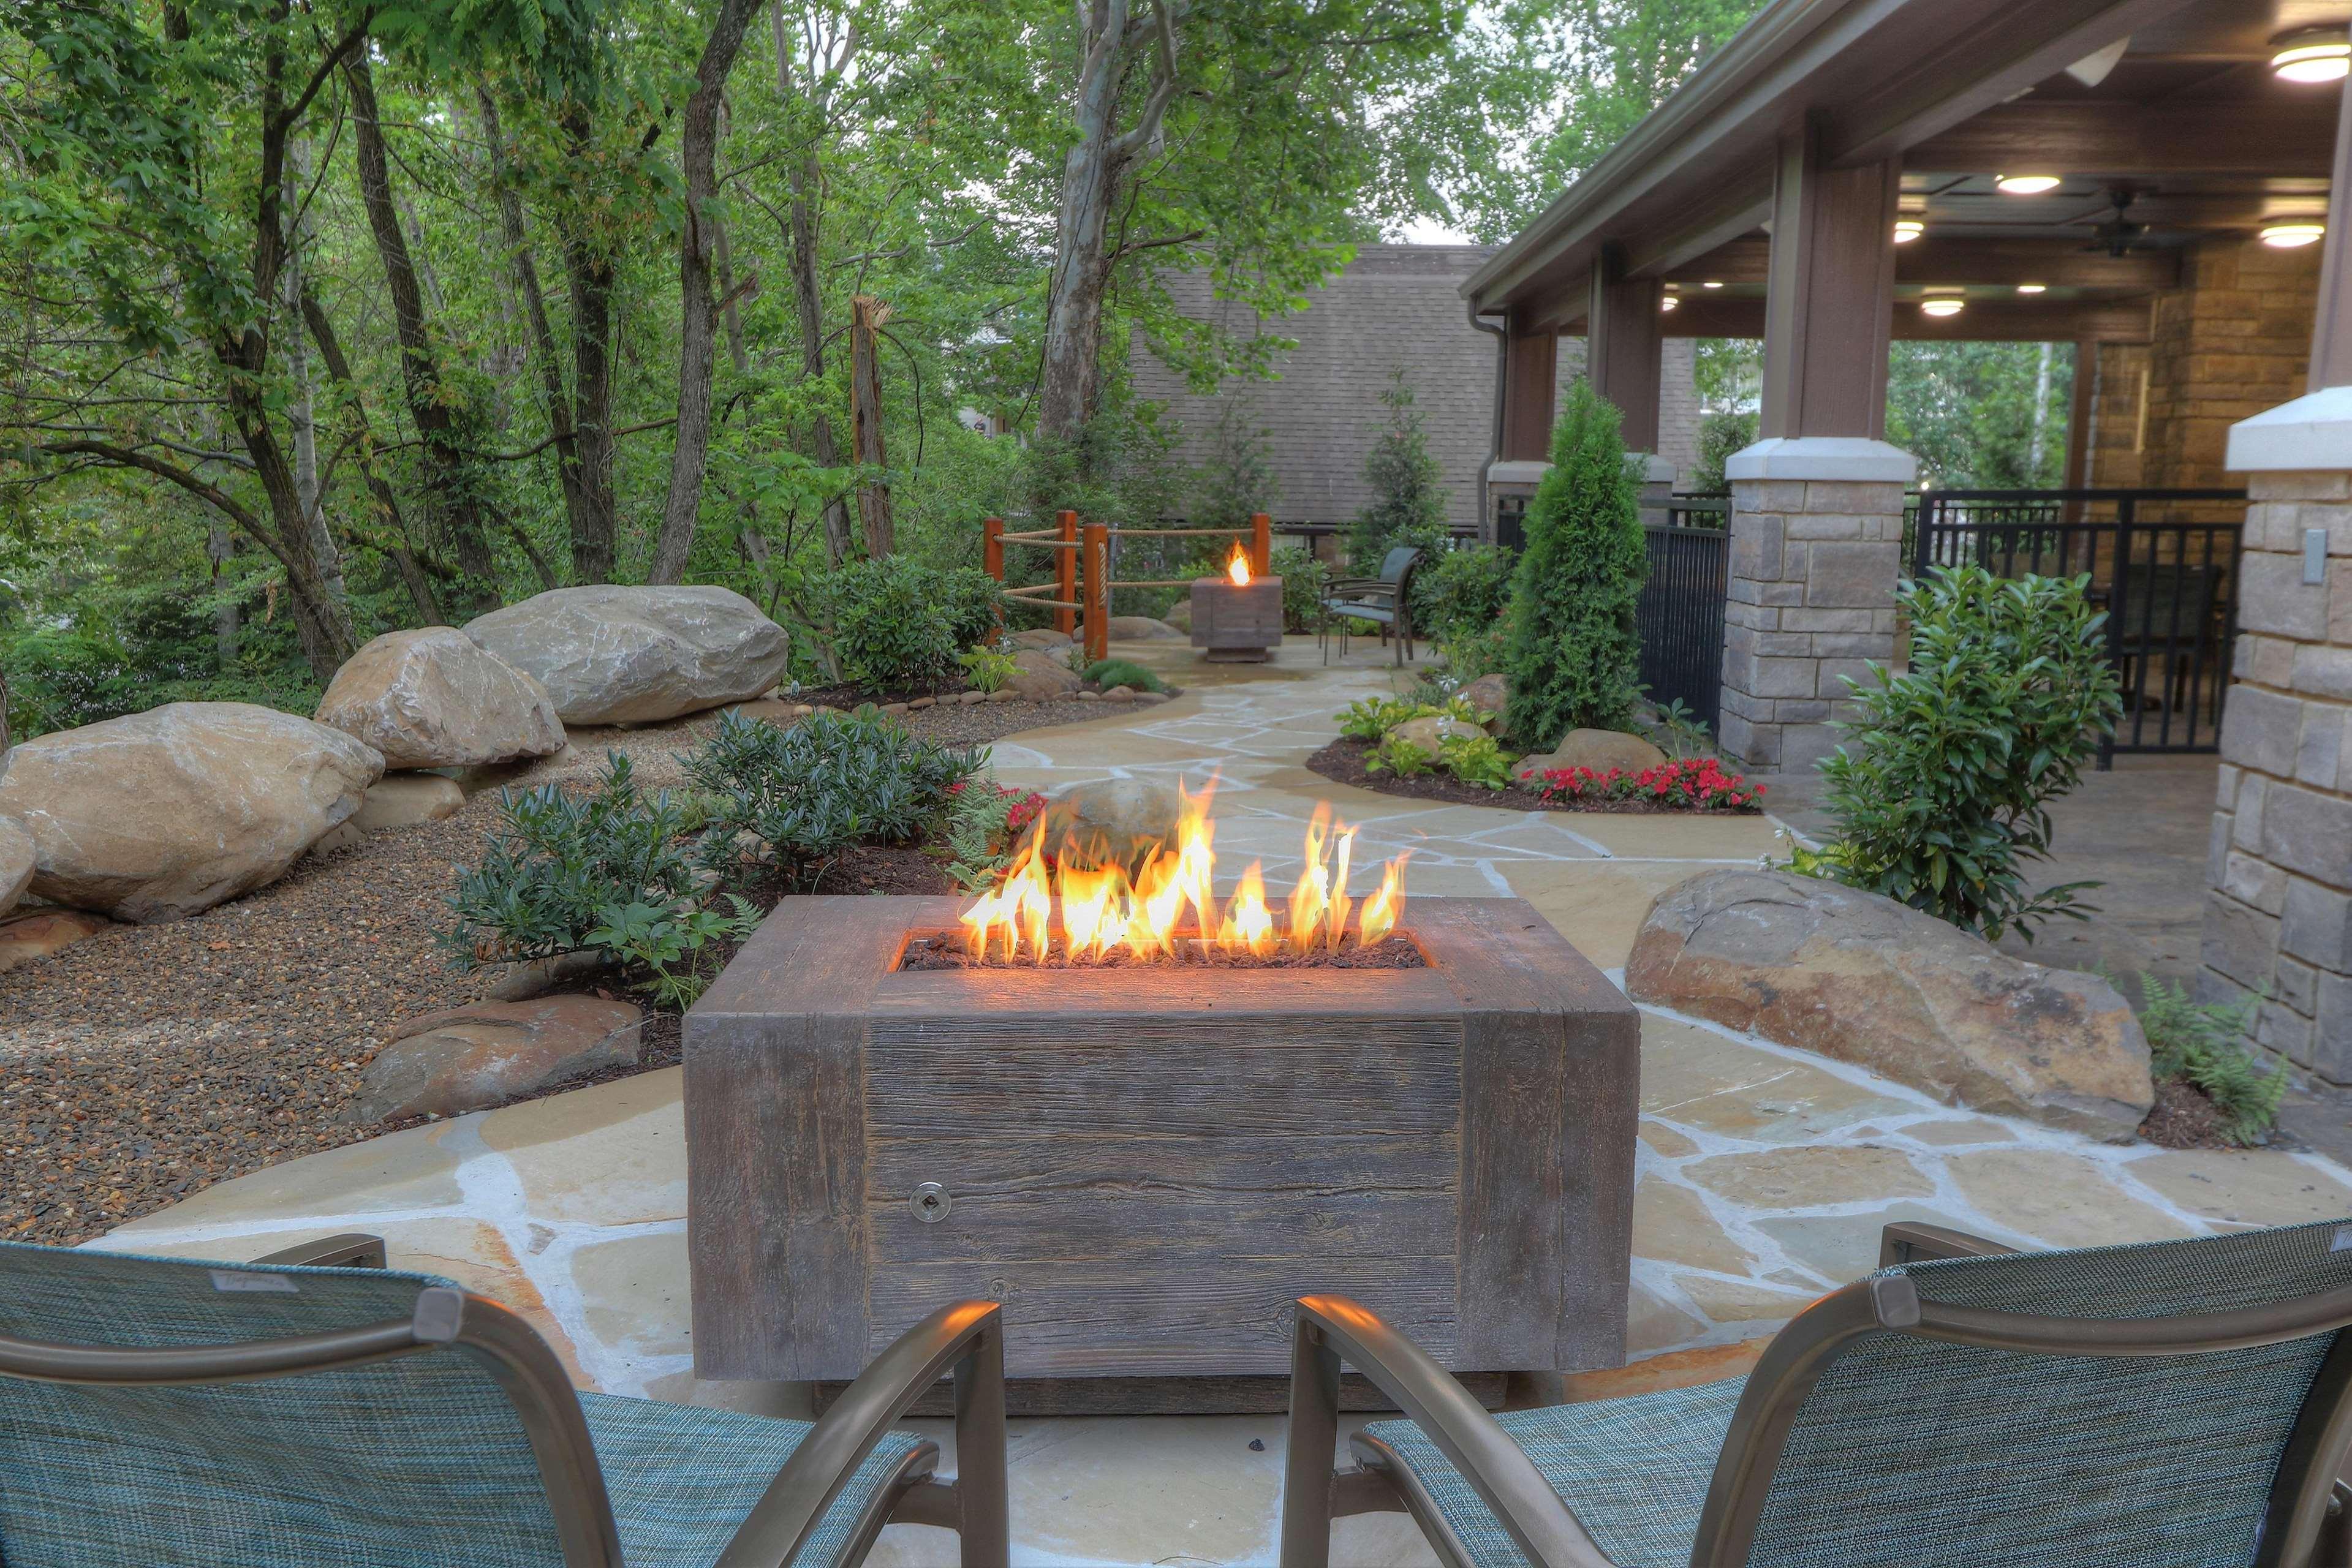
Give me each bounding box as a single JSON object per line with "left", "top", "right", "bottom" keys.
{"left": 1910, "top": 488, "right": 2248, "bottom": 759}
{"left": 1636, "top": 507, "right": 1731, "bottom": 731}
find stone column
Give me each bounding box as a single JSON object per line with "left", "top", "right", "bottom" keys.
{"left": 1718, "top": 439, "right": 1915, "bottom": 771}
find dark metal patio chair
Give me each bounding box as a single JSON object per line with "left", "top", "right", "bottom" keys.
{"left": 1279, "top": 1218, "right": 2352, "bottom": 1567}
{"left": 1318, "top": 546, "right": 1423, "bottom": 666}
{"left": 0, "top": 1233, "right": 1008, "bottom": 1567}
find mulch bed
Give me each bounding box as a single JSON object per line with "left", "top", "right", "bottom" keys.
{"left": 2138, "top": 1077, "right": 2244, "bottom": 1150}
{"left": 0, "top": 701, "right": 1084, "bottom": 1248}
{"left": 1304, "top": 737, "right": 1762, "bottom": 814}
{"left": 899, "top": 932, "right": 1424, "bottom": 971}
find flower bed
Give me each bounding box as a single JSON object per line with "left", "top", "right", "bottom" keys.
{"left": 1520, "top": 758, "right": 1765, "bottom": 813}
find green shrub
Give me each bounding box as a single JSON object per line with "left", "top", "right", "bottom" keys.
{"left": 441, "top": 754, "right": 714, "bottom": 994}
{"left": 1798, "top": 566, "right": 2123, "bottom": 942}
{"left": 823, "top": 557, "right": 1002, "bottom": 690}
{"left": 1336, "top": 696, "right": 1429, "bottom": 741}
{"left": 1502, "top": 383, "right": 1648, "bottom": 751}
{"left": 1413, "top": 544, "right": 1516, "bottom": 647}
{"left": 958, "top": 644, "right": 1019, "bottom": 693}
{"left": 1349, "top": 369, "right": 1449, "bottom": 566}
{"left": 1272, "top": 543, "right": 1326, "bottom": 633}
{"left": 944, "top": 777, "right": 1049, "bottom": 891}
{"left": 2139, "top": 976, "right": 2283, "bottom": 1146}
{"left": 1688, "top": 410, "right": 1758, "bottom": 495}
{"left": 685, "top": 707, "right": 982, "bottom": 886}
{"left": 1081, "top": 657, "right": 1166, "bottom": 693}
{"left": 1365, "top": 732, "right": 1435, "bottom": 778}
{"left": 1437, "top": 731, "right": 1516, "bottom": 790}
{"left": 586, "top": 897, "right": 763, "bottom": 1009}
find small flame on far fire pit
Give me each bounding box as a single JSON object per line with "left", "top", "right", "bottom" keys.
{"left": 1225, "top": 545, "right": 1252, "bottom": 586}
{"left": 958, "top": 782, "right": 1407, "bottom": 965}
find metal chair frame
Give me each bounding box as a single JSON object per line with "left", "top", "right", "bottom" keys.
{"left": 1278, "top": 1221, "right": 2352, "bottom": 1568}
{"left": 0, "top": 1234, "right": 1010, "bottom": 1568}
{"left": 1319, "top": 547, "right": 1423, "bottom": 666}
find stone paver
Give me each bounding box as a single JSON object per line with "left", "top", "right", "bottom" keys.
{"left": 93, "top": 639, "right": 2352, "bottom": 1567}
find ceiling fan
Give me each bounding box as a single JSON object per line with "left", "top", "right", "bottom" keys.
{"left": 2082, "top": 186, "right": 2157, "bottom": 256}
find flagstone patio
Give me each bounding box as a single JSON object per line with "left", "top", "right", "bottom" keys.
{"left": 94, "top": 637, "right": 2352, "bottom": 1567}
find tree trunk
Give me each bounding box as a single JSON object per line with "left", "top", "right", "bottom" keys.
{"left": 345, "top": 54, "right": 502, "bottom": 612}
{"left": 480, "top": 84, "right": 597, "bottom": 568}
{"left": 773, "top": 1, "right": 856, "bottom": 567}
{"left": 300, "top": 291, "right": 447, "bottom": 625}
{"left": 208, "top": 522, "right": 241, "bottom": 669}
{"left": 649, "top": 0, "right": 768, "bottom": 586}
{"left": 849, "top": 294, "right": 894, "bottom": 556}
{"left": 281, "top": 138, "right": 347, "bottom": 612}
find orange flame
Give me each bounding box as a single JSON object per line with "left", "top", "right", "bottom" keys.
{"left": 1226, "top": 545, "right": 1252, "bottom": 586}
{"left": 956, "top": 781, "right": 1405, "bottom": 963}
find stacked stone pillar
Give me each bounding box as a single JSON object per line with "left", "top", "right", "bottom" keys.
{"left": 1718, "top": 441, "right": 1913, "bottom": 771}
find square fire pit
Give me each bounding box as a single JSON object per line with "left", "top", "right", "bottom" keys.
{"left": 1189, "top": 574, "right": 1284, "bottom": 662}
{"left": 684, "top": 895, "right": 1636, "bottom": 1389}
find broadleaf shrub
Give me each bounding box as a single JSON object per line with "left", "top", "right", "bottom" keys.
{"left": 1436, "top": 731, "right": 1516, "bottom": 790}
{"left": 1413, "top": 544, "right": 1516, "bottom": 647}
{"left": 1502, "top": 383, "right": 1647, "bottom": 752}
{"left": 958, "top": 644, "right": 1018, "bottom": 693}
{"left": 686, "top": 708, "right": 981, "bottom": 886}
{"left": 1521, "top": 758, "right": 1764, "bottom": 812}
{"left": 823, "top": 557, "right": 1002, "bottom": 689}
{"left": 1365, "top": 733, "right": 1435, "bottom": 778}
{"left": 1082, "top": 657, "right": 1165, "bottom": 693}
{"left": 1796, "top": 566, "right": 2122, "bottom": 942}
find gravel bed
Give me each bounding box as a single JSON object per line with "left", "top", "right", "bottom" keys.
{"left": 0, "top": 699, "right": 1113, "bottom": 1246}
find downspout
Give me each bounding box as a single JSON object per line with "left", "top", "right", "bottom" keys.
{"left": 1471, "top": 298, "right": 1508, "bottom": 543}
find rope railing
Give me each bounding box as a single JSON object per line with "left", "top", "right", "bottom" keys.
{"left": 985, "top": 510, "right": 1271, "bottom": 662}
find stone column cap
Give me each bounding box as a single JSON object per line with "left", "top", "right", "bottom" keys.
{"left": 1725, "top": 437, "right": 1919, "bottom": 484}
{"left": 1635, "top": 452, "right": 1677, "bottom": 483}
{"left": 2227, "top": 385, "right": 2352, "bottom": 473}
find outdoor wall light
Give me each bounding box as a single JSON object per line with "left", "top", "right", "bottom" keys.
{"left": 2271, "top": 26, "right": 2350, "bottom": 83}
{"left": 2016, "top": 282, "right": 2048, "bottom": 293}
{"left": 1995, "top": 174, "right": 2063, "bottom": 195}
{"left": 1660, "top": 294, "right": 1679, "bottom": 311}
{"left": 1919, "top": 292, "right": 1966, "bottom": 317}
{"left": 2261, "top": 221, "right": 2328, "bottom": 248}
{"left": 1893, "top": 218, "right": 1926, "bottom": 243}
{"left": 1701, "top": 279, "right": 1724, "bottom": 288}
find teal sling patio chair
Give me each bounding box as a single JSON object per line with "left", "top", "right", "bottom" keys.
{"left": 1277, "top": 1218, "right": 2352, "bottom": 1568}
{"left": 0, "top": 1232, "right": 1009, "bottom": 1568}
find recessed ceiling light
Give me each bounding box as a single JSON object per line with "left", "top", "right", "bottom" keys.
{"left": 1660, "top": 294, "right": 1679, "bottom": 311}
{"left": 2272, "top": 26, "right": 2350, "bottom": 83}
{"left": 2261, "top": 221, "right": 2327, "bottom": 248}
{"left": 1893, "top": 219, "right": 1925, "bottom": 244}
{"left": 1996, "top": 175, "right": 2063, "bottom": 195}
{"left": 1701, "top": 280, "right": 1724, "bottom": 289}
{"left": 2016, "top": 283, "right": 2048, "bottom": 294}
{"left": 1919, "top": 291, "right": 1965, "bottom": 317}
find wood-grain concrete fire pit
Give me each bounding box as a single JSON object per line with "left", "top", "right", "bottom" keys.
{"left": 684, "top": 894, "right": 1638, "bottom": 1397}
{"left": 1189, "top": 552, "right": 1284, "bottom": 662}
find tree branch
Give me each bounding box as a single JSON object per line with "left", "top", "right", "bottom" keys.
{"left": 274, "top": 9, "right": 376, "bottom": 138}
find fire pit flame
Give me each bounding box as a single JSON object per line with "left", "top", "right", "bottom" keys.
{"left": 958, "top": 783, "right": 1408, "bottom": 963}
{"left": 1225, "top": 545, "right": 1252, "bottom": 587}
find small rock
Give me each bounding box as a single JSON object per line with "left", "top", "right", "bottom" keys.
{"left": 881, "top": 702, "right": 909, "bottom": 716}
{"left": 1077, "top": 690, "right": 1100, "bottom": 701}
{"left": 351, "top": 774, "right": 466, "bottom": 833}
{"left": 1625, "top": 869, "right": 2154, "bottom": 1140}
{"left": 793, "top": 703, "right": 815, "bottom": 717}
{"left": 986, "top": 689, "right": 1021, "bottom": 704}
{"left": 314, "top": 626, "right": 565, "bottom": 769}
{"left": 0, "top": 907, "right": 115, "bottom": 973}
{"left": 1133, "top": 692, "right": 1171, "bottom": 706}
{"left": 486, "top": 950, "right": 613, "bottom": 1002}
{"left": 1104, "top": 685, "right": 1136, "bottom": 702}
{"left": 1008, "top": 649, "right": 1084, "bottom": 702}
{"left": 0, "top": 816, "right": 31, "bottom": 918}
{"left": 1045, "top": 779, "right": 1182, "bottom": 869}
{"left": 1104, "top": 616, "right": 1185, "bottom": 641}
{"left": 1516, "top": 728, "right": 1669, "bottom": 780}
{"left": 346, "top": 995, "right": 643, "bottom": 1124}
{"left": 1459, "top": 673, "right": 1509, "bottom": 722}
{"left": 1390, "top": 714, "right": 1481, "bottom": 753}
{"left": 908, "top": 696, "right": 937, "bottom": 710}
{"left": 1010, "top": 628, "right": 1073, "bottom": 650}
{"left": 959, "top": 690, "right": 987, "bottom": 705}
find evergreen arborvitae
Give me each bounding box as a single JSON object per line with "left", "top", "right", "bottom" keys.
{"left": 1348, "top": 369, "right": 1448, "bottom": 565}
{"left": 1502, "top": 381, "right": 1648, "bottom": 751}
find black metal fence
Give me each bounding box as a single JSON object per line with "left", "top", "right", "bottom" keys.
{"left": 1637, "top": 519, "right": 1730, "bottom": 731}
{"left": 1910, "top": 488, "right": 2247, "bottom": 757}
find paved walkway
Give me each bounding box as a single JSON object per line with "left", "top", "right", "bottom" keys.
{"left": 99, "top": 638, "right": 2352, "bottom": 1567}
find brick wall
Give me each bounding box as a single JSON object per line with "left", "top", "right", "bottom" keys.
{"left": 2084, "top": 342, "right": 2150, "bottom": 489}
{"left": 2144, "top": 238, "right": 2322, "bottom": 489}
{"left": 1128, "top": 245, "right": 1703, "bottom": 532}
{"left": 1658, "top": 338, "right": 1703, "bottom": 478}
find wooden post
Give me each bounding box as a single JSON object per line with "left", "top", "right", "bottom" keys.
{"left": 1055, "top": 510, "right": 1077, "bottom": 638}
{"left": 1083, "top": 521, "right": 1109, "bottom": 663}
{"left": 1500, "top": 314, "right": 1559, "bottom": 461}
{"left": 2310, "top": 70, "right": 2352, "bottom": 392}
{"left": 983, "top": 517, "right": 1005, "bottom": 634}
{"left": 1587, "top": 244, "right": 1664, "bottom": 456}
{"left": 1758, "top": 122, "right": 1899, "bottom": 440}
{"left": 1250, "top": 512, "right": 1272, "bottom": 579}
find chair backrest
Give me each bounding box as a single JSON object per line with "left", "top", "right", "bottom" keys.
{"left": 1695, "top": 1219, "right": 2352, "bottom": 1568}
{"left": 1378, "top": 546, "right": 1422, "bottom": 587}
{"left": 0, "top": 1241, "right": 613, "bottom": 1568}
{"left": 2111, "top": 561, "right": 2225, "bottom": 644}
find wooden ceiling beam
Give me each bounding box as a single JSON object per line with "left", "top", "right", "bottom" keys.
{"left": 1904, "top": 99, "right": 2344, "bottom": 178}
{"left": 1658, "top": 293, "right": 2155, "bottom": 342}
{"left": 1658, "top": 235, "right": 2181, "bottom": 290}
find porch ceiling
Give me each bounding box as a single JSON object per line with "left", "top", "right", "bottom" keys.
{"left": 1470, "top": 0, "right": 2344, "bottom": 341}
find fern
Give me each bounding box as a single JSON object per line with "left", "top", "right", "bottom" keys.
{"left": 2139, "top": 975, "right": 2284, "bottom": 1146}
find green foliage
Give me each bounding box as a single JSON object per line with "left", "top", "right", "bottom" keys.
{"left": 441, "top": 755, "right": 704, "bottom": 973}
{"left": 1502, "top": 383, "right": 1647, "bottom": 752}
{"left": 1081, "top": 658, "right": 1166, "bottom": 693}
{"left": 1349, "top": 370, "right": 1449, "bottom": 567}
{"left": 684, "top": 708, "right": 980, "bottom": 886}
{"left": 1337, "top": 695, "right": 1433, "bottom": 741}
{"left": 1436, "top": 731, "right": 1515, "bottom": 789}
{"left": 2138, "top": 976, "right": 2283, "bottom": 1146}
{"left": 1365, "top": 732, "right": 1435, "bottom": 778}
{"left": 1413, "top": 544, "right": 1516, "bottom": 646}
{"left": 943, "top": 777, "right": 1048, "bottom": 891}
{"left": 586, "top": 896, "right": 763, "bottom": 1010}
{"left": 1797, "top": 567, "right": 2123, "bottom": 943}
{"left": 1272, "top": 544, "right": 1327, "bottom": 633}
{"left": 822, "top": 557, "right": 1002, "bottom": 690}
{"left": 1644, "top": 698, "right": 1714, "bottom": 761}
{"left": 957, "top": 644, "right": 1019, "bottom": 694}
{"left": 1688, "top": 410, "right": 1758, "bottom": 495}
{"left": 1887, "top": 342, "right": 2076, "bottom": 488}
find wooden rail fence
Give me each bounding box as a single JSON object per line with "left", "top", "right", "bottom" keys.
{"left": 984, "top": 511, "right": 1271, "bottom": 662}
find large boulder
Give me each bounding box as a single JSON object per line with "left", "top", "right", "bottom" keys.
{"left": 1627, "top": 869, "right": 2155, "bottom": 1140}
{"left": 315, "top": 627, "right": 565, "bottom": 769}
{"left": 1010, "top": 628, "right": 1074, "bottom": 651}
{"left": 1162, "top": 600, "right": 1193, "bottom": 633}
{"left": 1043, "top": 778, "right": 1182, "bottom": 868}
{"left": 1007, "top": 648, "right": 1083, "bottom": 702}
{"left": 346, "top": 995, "right": 643, "bottom": 1123}
{"left": 1516, "top": 728, "right": 1669, "bottom": 781}
{"left": 0, "top": 816, "right": 30, "bottom": 919}
{"left": 1103, "top": 615, "right": 1185, "bottom": 641}
{"left": 0, "top": 703, "right": 383, "bottom": 923}
{"left": 464, "top": 586, "right": 790, "bottom": 725}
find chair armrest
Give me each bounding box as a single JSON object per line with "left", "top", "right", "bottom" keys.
{"left": 249, "top": 1234, "right": 388, "bottom": 1270}
{"left": 1321, "top": 579, "right": 1391, "bottom": 597}
{"left": 1280, "top": 1295, "right": 1616, "bottom": 1568}
{"left": 716, "top": 1300, "right": 1006, "bottom": 1568}
{"left": 1877, "top": 1222, "right": 2020, "bottom": 1268}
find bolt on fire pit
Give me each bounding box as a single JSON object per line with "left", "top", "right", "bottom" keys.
{"left": 684, "top": 888, "right": 1638, "bottom": 1410}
